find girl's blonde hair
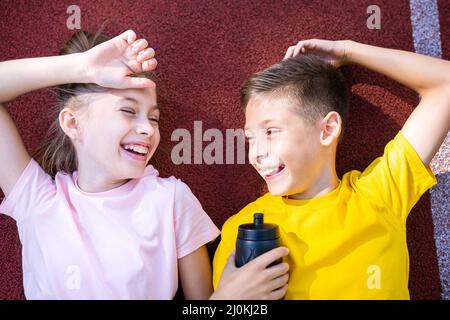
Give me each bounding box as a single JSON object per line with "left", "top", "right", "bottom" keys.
{"left": 33, "top": 30, "right": 152, "bottom": 179}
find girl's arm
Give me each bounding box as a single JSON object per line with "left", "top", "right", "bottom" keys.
{"left": 0, "top": 46, "right": 89, "bottom": 197}
{"left": 0, "top": 30, "right": 156, "bottom": 196}
{"left": 285, "top": 39, "right": 450, "bottom": 166}
{"left": 0, "top": 54, "right": 81, "bottom": 196}
{"left": 0, "top": 29, "right": 156, "bottom": 103}
{"left": 0, "top": 54, "right": 87, "bottom": 103}
{"left": 178, "top": 246, "right": 214, "bottom": 299}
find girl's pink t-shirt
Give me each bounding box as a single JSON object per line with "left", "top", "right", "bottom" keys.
{"left": 0, "top": 159, "right": 220, "bottom": 299}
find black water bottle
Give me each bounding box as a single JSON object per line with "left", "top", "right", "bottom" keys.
{"left": 235, "top": 213, "right": 282, "bottom": 268}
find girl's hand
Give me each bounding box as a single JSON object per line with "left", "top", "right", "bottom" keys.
{"left": 284, "top": 39, "right": 349, "bottom": 67}
{"left": 210, "top": 247, "right": 290, "bottom": 300}
{"left": 82, "top": 30, "right": 157, "bottom": 89}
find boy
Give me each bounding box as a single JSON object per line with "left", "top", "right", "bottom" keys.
{"left": 212, "top": 39, "right": 450, "bottom": 299}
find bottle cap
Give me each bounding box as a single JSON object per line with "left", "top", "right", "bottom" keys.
{"left": 237, "top": 213, "right": 279, "bottom": 241}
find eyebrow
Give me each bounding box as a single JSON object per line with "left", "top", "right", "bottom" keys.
{"left": 119, "top": 97, "right": 159, "bottom": 111}
{"left": 244, "top": 119, "right": 281, "bottom": 131}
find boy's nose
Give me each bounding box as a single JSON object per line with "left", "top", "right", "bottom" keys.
{"left": 256, "top": 153, "right": 269, "bottom": 165}
{"left": 256, "top": 138, "right": 270, "bottom": 158}
{"left": 249, "top": 141, "right": 269, "bottom": 164}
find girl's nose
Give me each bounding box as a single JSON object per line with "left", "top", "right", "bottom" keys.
{"left": 135, "top": 119, "right": 155, "bottom": 136}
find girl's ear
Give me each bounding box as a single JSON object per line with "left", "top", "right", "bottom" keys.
{"left": 319, "top": 111, "right": 341, "bottom": 147}
{"left": 59, "top": 107, "right": 81, "bottom": 141}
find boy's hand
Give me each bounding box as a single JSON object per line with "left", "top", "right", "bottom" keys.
{"left": 82, "top": 30, "right": 157, "bottom": 89}
{"left": 210, "top": 247, "right": 290, "bottom": 300}
{"left": 284, "top": 39, "right": 348, "bottom": 67}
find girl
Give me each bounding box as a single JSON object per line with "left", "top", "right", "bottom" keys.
{"left": 0, "top": 29, "right": 289, "bottom": 299}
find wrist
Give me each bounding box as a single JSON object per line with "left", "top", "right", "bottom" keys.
{"left": 70, "top": 52, "right": 92, "bottom": 84}
{"left": 339, "top": 40, "right": 355, "bottom": 66}
{"left": 209, "top": 291, "right": 220, "bottom": 300}
{"left": 209, "top": 286, "right": 230, "bottom": 300}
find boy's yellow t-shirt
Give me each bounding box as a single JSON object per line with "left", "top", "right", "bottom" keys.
{"left": 213, "top": 131, "right": 437, "bottom": 299}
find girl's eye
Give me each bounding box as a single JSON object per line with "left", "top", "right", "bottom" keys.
{"left": 121, "top": 109, "right": 135, "bottom": 114}
{"left": 149, "top": 118, "right": 159, "bottom": 124}
{"left": 266, "top": 128, "right": 279, "bottom": 136}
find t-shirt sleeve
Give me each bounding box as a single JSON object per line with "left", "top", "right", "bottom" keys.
{"left": 173, "top": 179, "right": 220, "bottom": 259}
{"left": 353, "top": 130, "right": 437, "bottom": 223}
{"left": 0, "top": 158, "right": 56, "bottom": 223}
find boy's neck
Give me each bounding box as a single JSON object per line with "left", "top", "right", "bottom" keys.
{"left": 287, "top": 167, "right": 340, "bottom": 200}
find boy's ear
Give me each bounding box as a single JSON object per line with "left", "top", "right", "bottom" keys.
{"left": 319, "top": 111, "right": 341, "bottom": 146}
{"left": 59, "top": 107, "right": 81, "bottom": 141}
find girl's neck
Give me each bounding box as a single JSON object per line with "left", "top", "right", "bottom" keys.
{"left": 76, "top": 170, "right": 129, "bottom": 193}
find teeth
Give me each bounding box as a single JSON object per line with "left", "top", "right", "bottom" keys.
{"left": 260, "top": 165, "right": 286, "bottom": 176}
{"left": 123, "top": 144, "right": 149, "bottom": 155}
{"left": 261, "top": 167, "right": 281, "bottom": 176}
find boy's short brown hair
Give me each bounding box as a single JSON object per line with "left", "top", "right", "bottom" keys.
{"left": 240, "top": 55, "right": 349, "bottom": 142}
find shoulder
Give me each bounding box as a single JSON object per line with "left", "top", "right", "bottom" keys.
{"left": 0, "top": 158, "right": 56, "bottom": 222}
{"left": 137, "top": 164, "right": 180, "bottom": 191}
{"left": 139, "top": 169, "right": 201, "bottom": 207}
{"left": 341, "top": 169, "right": 363, "bottom": 187}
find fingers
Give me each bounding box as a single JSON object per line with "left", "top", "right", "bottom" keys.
{"left": 223, "top": 251, "right": 237, "bottom": 273}
{"left": 137, "top": 48, "right": 155, "bottom": 62}
{"left": 120, "top": 29, "right": 137, "bottom": 45}
{"left": 284, "top": 40, "right": 317, "bottom": 59}
{"left": 264, "top": 261, "right": 290, "bottom": 279}
{"left": 122, "top": 76, "right": 156, "bottom": 89}
{"left": 130, "top": 39, "right": 157, "bottom": 72}
{"left": 267, "top": 272, "right": 289, "bottom": 292}
{"left": 246, "top": 247, "right": 289, "bottom": 270}
{"left": 268, "top": 284, "right": 288, "bottom": 300}
{"left": 142, "top": 59, "right": 158, "bottom": 72}
{"left": 293, "top": 42, "right": 304, "bottom": 57}
{"left": 132, "top": 38, "right": 148, "bottom": 54}
{"left": 284, "top": 46, "right": 295, "bottom": 60}
{"left": 284, "top": 41, "right": 307, "bottom": 60}
{"left": 137, "top": 48, "right": 157, "bottom": 72}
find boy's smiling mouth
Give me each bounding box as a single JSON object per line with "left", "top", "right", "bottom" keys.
{"left": 257, "top": 163, "right": 286, "bottom": 181}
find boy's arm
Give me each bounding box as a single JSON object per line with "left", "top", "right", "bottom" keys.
{"left": 285, "top": 39, "right": 450, "bottom": 167}
{"left": 344, "top": 40, "right": 450, "bottom": 166}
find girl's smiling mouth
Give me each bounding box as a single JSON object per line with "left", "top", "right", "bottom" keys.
{"left": 120, "top": 143, "right": 150, "bottom": 162}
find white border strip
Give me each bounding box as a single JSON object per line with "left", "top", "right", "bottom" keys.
{"left": 409, "top": 0, "right": 449, "bottom": 300}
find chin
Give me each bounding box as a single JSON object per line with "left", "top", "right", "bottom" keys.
{"left": 268, "top": 183, "right": 303, "bottom": 197}
{"left": 121, "top": 166, "right": 144, "bottom": 178}
{"left": 267, "top": 186, "right": 288, "bottom": 197}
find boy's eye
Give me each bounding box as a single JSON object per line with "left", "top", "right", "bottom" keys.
{"left": 149, "top": 118, "right": 159, "bottom": 124}
{"left": 266, "top": 128, "right": 279, "bottom": 136}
